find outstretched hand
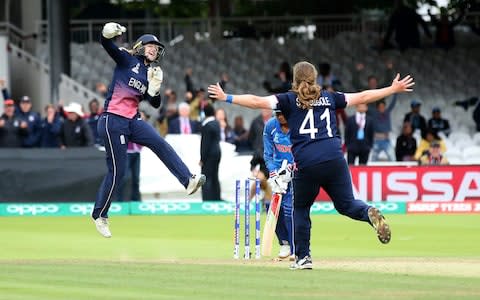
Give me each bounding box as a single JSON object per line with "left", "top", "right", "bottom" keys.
{"left": 391, "top": 73, "right": 415, "bottom": 93}
{"left": 207, "top": 83, "right": 226, "bottom": 101}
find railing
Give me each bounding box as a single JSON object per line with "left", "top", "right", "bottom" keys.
{"left": 29, "top": 11, "right": 480, "bottom": 46}
{"left": 34, "top": 14, "right": 374, "bottom": 45}
{"left": 0, "top": 22, "right": 32, "bottom": 49}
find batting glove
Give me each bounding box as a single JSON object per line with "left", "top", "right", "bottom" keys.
{"left": 269, "top": 177, "right": 287, "bottom": 194}
{"left": 269, "top": 170, "right": 279, "bottom": 179}
{"left": 102, "top": 22, "right": 126, "bottom": 39}
{"left": 147, "top": 66, "right": 163, "bottom": 97}
{"left": 279, "top": 163, "right": 293, "bottom": 183}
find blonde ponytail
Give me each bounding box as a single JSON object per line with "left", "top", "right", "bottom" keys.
{"left": 291, "top": 61, "right": 321, "bottom": 109}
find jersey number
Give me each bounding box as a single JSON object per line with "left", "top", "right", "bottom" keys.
{"left": 299, "top": 108, "right": 333, "bottom": 139}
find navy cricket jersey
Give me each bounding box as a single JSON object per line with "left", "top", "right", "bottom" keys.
{"left": 101, "top": 36, "right": 160, "bottom": 119}
{"left": 275, "top": 90, "right": 347, "bottom": 169}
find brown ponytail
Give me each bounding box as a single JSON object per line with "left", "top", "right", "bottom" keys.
{"left": 291, "top": 61, "right": 321, "bottom": 109}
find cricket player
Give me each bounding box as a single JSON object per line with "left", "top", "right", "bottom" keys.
{"left": 263, "top": 109, "right": 294, "bottom": 260}
{"left": 92, "top": 22, "right": 205, "bottom": 238}
{"left": 209, "top": 61, "right": 413, "bottom": 269}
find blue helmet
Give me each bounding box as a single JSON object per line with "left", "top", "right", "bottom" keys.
{"left": 132, "top": 34, "right": 165, "bottom": 63}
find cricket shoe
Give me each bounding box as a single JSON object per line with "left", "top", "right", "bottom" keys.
{"left": 289, "top": 256, "right": 313, "bottom": 270}
{"left": 186, "top": 174, "right": 206, "bottom": 195}
{"left": 368, "top": 207, "right": 391, "bottom": 244}
{"left": 94, "top": 217, "right": 112, "bottom": 238}
{"left": 278, "top": 245, "right": 292, "bottom": 260}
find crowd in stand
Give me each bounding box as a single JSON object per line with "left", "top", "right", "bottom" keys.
{"left": 1, "top": 52, "right": 473, "bottom": 169}
{"left": 0, "top": 79, "right": 97, "bottom": 149}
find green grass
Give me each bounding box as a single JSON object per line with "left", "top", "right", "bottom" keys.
{"left": 1, "top": 215, "right": 479, "bottom": 299}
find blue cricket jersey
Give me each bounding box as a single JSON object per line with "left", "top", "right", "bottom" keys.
{"left": 101, "top": 36, "right": 161, "bottom": 119}
{"left": 263, "top": 117, "right": 294, "bottom": 173}
{"left": 275, "top": 90, "right": 346, "bottom": 169}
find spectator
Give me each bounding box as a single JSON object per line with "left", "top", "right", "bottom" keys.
{"left": 352, "top": 60, "right": 394, "bottom": 114}
{"left": 248, "top": 109, "right": 271, "bottom": 179}
{"left": 345, "top": 104, "right": 374, "bottom": 165}
{"left": 215, "top": 107, "right": 235, "bottom": 144}
{"left": 184, "top": 68, "right": 196, "bottom": 95}
{"left": 219, "top": 72, "right": 229, "bottom": 90}
{"left": 156, "top": 89, "right": 178, "bottom": 137}
{"left": 263, "top": 61, "right": 292, "bottom": 93}
{"left": 168, "top": 102, "right": 199, "bottom": 134}
{"left": 428, "top": 107, "right": 451, "bottom": 137}
{"left": 95, "top": 82, "right": 108, "bottom": 98}
{"left": 16, "top": 96, "right": 42, "bottom": 148}
{"left": 0, "top": 99, "right": 28, "bottom": 147}
{"left": 0, "top": 78, "right": 9, "bottom": 100}
{"left": 383, "top": 0, "right": 432, "bottom": 52}
{"left": 403, "top": 99, "right": 427, "bottom": 137}
{"left": 395, "top": 121, "right": 417, "bottom": 161}
{"left": 184, "top": 90, "right": 194, "bottom": 105}
{"left": 60, "top": 102, "right": 94, "bottom": 148}
{"left": 39, "top": 104, "right": 62, "bottom": 148}
{"left": 414, "top": 128, "right": 446, "bottom": 160}
{"left": 370, "top": 95, "right": 397, "bottom": 162}
{"left": 189, "top": 88, "right": 207, "bottom": 121}
{"left": 419, "top": 141, "right": 449, "bottom": 165}
{"left": 428, "top": 7, "right": 466, "bottom": 51}
{"left": 200, "top": 104, "right": 221, "bottom": 201}
{"left": 249, "top": 154, "right": 272, "bottom": 212}
{"left": 316, "top": 62, "right": 341, "bottom": 91}
{"left": 248, "top": 108, "right": 271, "bottom": 159}
{"left": 232, "top": 115, "right": 251, "bottom": 153}
{"left": 86, "top": 98, "right": 103, "bottom": 146}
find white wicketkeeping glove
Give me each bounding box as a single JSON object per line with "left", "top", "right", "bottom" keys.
{"left": 102, "top": 22, "right": 126, "bottom": 39}
{"left": 147, "top": 66, "right": 163, "bottom": 97}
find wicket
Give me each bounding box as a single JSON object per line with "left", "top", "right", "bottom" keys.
{"left": 234, "top": 178, "right": 261, "bottom": 259}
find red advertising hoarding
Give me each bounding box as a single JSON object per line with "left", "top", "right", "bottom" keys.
{"left": 315, "top": 165, "right": 480, "bottom": 202}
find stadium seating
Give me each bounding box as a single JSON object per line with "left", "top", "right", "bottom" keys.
{"left": 33, "top": 29, "right": 480, "bottom": 163}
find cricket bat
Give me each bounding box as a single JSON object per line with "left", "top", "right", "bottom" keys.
{"left": 261, "top": 192, "right": 283, "bottom": 257}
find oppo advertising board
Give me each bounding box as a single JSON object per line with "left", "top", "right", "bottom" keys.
{"left": 0, "top": 166, "right": 478, "bottom": 216}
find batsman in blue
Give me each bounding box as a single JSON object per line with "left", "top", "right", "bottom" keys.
{"left": 263, "top": 109, "right": 294, "bottom": 259}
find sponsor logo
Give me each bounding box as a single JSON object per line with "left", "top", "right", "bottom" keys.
{"left": 6, "top": 204, "right": 59, "bottom": 216}
{"left": 350, "top": 169, "right": 480, "bottom": 202}
{"left": 311, "top": 202, "right": 336, "bottom": 212}
{"left": 137, "top": 202, "right": 191, "bottom": 214}
{"left": 310, "top": 202, "right": 401, "bottom": 213}
{"left": 407, "top": 201, "right": 480, "bottom": 213}
{"left": 69, "top": 203, "right": 123, "bottom": 215}
{"left": 202, "top": 202, "right": 235, "bottom": 213}
{"left": 131, "top": 63, "right": 140, "bottom": 74}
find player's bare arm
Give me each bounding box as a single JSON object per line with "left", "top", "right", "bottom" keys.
{"left": 345, "top": 73, "right": 414, "bottom": 107}
{"left": 208, "top": 83, "right": 276, "bottom": 109}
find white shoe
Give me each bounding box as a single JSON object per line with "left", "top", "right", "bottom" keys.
{"left": 278, "top": 245, "right": 291, "bottom": 259}
{"left": 94, "top": 217, "right": 112, "bottom": 238}
{"left": 186, "top": 174, "right": 206, "bottom": 195}
{"left": 290, "top": 256, "right": 313, "bottom": 270}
